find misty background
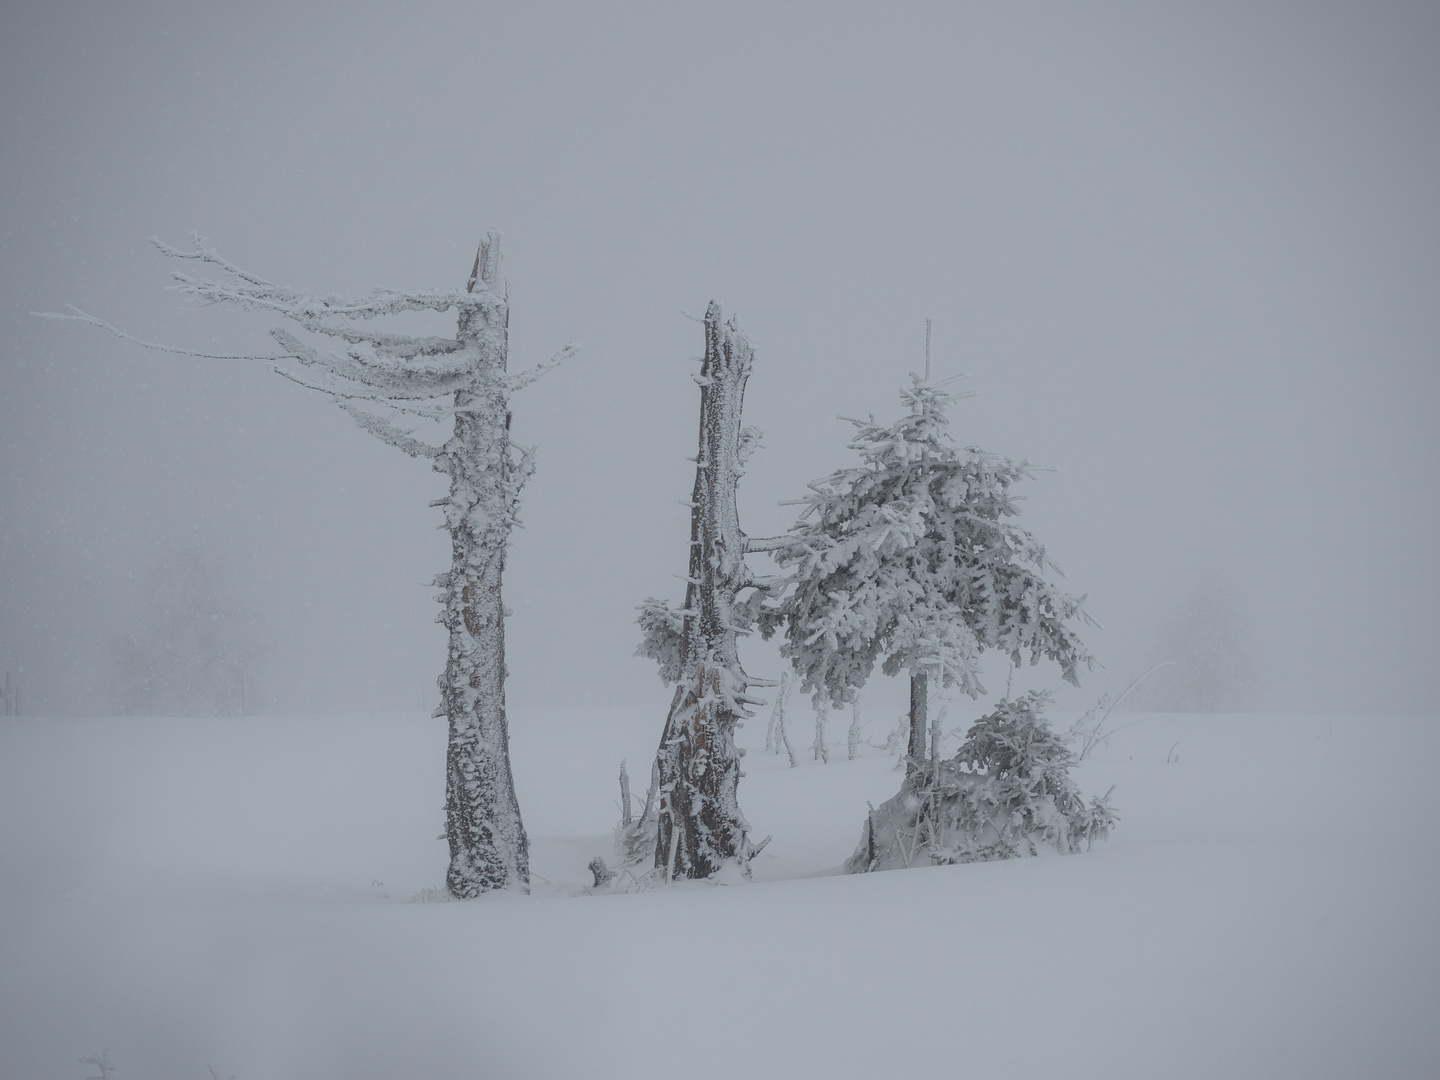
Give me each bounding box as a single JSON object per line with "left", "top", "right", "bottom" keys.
{"left": 2, "top": 2, "right": 1436, "bottom": 720}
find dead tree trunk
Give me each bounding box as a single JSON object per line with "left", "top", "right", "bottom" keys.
{"left": 438, "top": 237, "right": 529, "bottom": 897}
{"left": 653, "top": 302, "right": 760, "bottom": 880}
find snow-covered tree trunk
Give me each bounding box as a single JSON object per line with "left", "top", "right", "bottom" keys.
{"left": 812, "top": 706, "right": 829, "bottom": 763}
{"left": 907, "top": 671, "right": 928, "bottom": 782}
{"left": 619, "top": 760, "right": 633, "bottom": 827}
{"left": 437, "top": 244, "right": 529, "bottom": 895}
{"left": 652, "top": 302, "right": 760, "bottom": 880}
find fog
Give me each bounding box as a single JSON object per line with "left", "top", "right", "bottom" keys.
{"left": 2, "top": 2, "right": 1436, "bottom": 718}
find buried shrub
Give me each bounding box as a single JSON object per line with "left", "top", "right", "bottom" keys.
{"left": 846, "top": 691, "right": 1116, "bottom": 872}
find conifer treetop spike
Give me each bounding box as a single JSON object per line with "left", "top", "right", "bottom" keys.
{"left": 925, "top": 316, "right": 933, "bottom": 382}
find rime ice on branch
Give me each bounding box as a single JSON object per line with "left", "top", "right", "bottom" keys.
{"left": 42, "top": 233, "right": 571, "bottom": 897}
{"left": 635, "top": 302, "right": 773, "bottom": 880}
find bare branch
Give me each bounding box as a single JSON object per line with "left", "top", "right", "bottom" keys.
{"left": 32, "top": 306, "right": 290, "bottom": 362}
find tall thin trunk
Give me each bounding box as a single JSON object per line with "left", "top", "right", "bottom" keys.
{"left": 438, "top": 238, "right": 529, "bottom": 896}
{"left": 653, "top": 302, "right": 757, "bottom": 880}
{"left": 907, "top": 670, "right": 928, "bottom": 783}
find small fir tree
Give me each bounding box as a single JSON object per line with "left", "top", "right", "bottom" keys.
{"left": 760, "top": 369, "right": 1093, "bottom": 780}
{"left": 847, "top": 690, "right": 1117, "bottom": 872}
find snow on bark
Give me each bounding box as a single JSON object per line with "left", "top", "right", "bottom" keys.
{"left": 434, "top": 254, "right": 531, "bottom": 896}
{"left": 641, "top": 302, "right": 768, "bottom": 880}
{"left": 41, "top": 232, "right": 565, "bottom": 897}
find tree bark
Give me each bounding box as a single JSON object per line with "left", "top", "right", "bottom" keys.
{"left": 438, "top": 237, "right": 529, "bottom": 896}
{"left": 907, "top": 670, "right": 928, "bottom": 783}
{"left": 653, "top": 301, "right": 757, "bottom": 879}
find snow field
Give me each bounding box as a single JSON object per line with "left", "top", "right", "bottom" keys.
{"left": 1, "top": 708, "right": 1437, "bottom": 1079}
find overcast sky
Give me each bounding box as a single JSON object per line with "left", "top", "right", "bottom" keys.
{"left": 2, "top": 1, "right": 1436, "bottom": 719}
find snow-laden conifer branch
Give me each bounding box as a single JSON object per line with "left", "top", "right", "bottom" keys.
{"left": 336, "top": 403, "right": 442, "bottom": 459}
{"left": 266, "top": 364, "right": 466, "bottom": 422}
{"left": 158, "top": 232, "right": 491, "bottom": 319}
{"left": 270, "top": 329, "right": 476, "bottom": 401}
{"left": 636, "top": 598, "right": 687, "bottom": 685}
{"left": 302, "top": 322, "right": 465, "bottom": 358}
{"left": 168, "top": 269, "right": 478, "bottom": 319}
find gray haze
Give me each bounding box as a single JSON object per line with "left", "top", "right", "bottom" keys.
{"left": 2, "top": 2, "right": 1436, "bottom": 718}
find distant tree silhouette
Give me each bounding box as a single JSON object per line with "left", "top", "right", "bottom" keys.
{"left": 1128, "top": 574, "right": 1260, "bottom": 712}
{"left": 109, "top": 543, "right": 261, "bottom": 717}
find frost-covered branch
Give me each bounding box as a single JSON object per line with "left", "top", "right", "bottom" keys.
{"left": 336, "top": 403, "right": 442, "bottom": 459}
{"left": 743, "top": 535, "right": 795, "bottom": 553}
{"left": 509, "top": 342, "right": 579, "bottom": 391}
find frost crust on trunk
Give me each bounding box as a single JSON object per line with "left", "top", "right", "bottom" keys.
{"left": 434, "top": 256, "right": 530, "bottom": 896}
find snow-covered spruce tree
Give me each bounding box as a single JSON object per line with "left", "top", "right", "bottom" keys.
{"left": 634, "top": 302, "right": 772, "bottom": 880}
{"left": 847, "top": 690, "right": 1117, "bottom": 871}
{"left": 43, "top": 233, "right": 569, "bottom": 897}
{"left": 759, "top": 371, "right": 1094, "bottom": 785}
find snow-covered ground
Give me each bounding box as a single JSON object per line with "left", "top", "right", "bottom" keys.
{"left": 2, "top": 707, "right": 1437, "bottom": 1079}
